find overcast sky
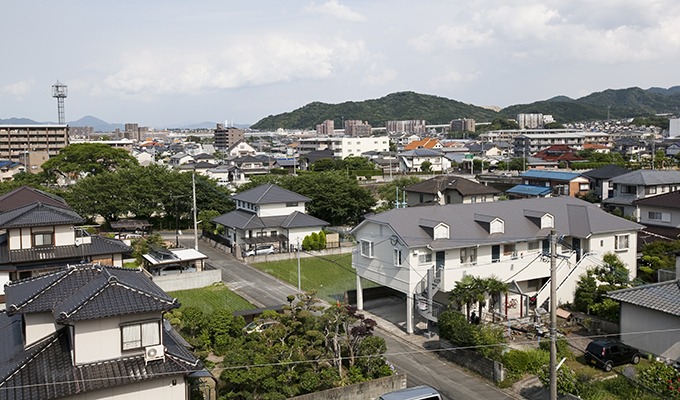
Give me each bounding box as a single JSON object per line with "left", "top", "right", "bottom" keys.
{"left": 2, "top": 1, "right": 679, "bottom": 127}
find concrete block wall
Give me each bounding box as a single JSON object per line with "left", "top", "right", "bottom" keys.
{"left": 288, "top": 373, "right": 406, "bottom": 400}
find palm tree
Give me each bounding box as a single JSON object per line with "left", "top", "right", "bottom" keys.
{"left": 472, "top": 276, "right": 488, "bottom": 323}
{"left": 449, "top": 275, "right": 477, "bottom": 321}
{"left": 485, "top": 276, "right": 508, "bottom": 322}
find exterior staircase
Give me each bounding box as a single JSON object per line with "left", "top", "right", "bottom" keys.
{"left": 414, "top": 265, "right": 447, "bottom": 323}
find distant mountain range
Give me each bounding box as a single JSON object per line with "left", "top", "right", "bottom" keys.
{"left": 251, "top": 86, "right": 680, "bottom": 130}
{"left": 0, "top": 116, "right": 230, "bottom": 132}
{"left": 4, "top": 86, "right": 680, "bottom": 131}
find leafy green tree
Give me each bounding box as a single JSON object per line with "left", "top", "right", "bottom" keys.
{"left": 484, "top": 276, "right": 508, "bottom": 320}
{"left": 130, "top": 233, "right": 165, "bottom": 265}
{"left": 636, "top": 361, "right": 680, "bottom": 399}
{"left": 42, "top": 143, "right": 138, "bottom": 179}
{"left": 420, "top": 160, "right": 432, "bottom": 172}
{"left": 449, "top": 275, "right": 481, "bottom": 321}
{"left": 538, "top": 365, "right": 578, "bottom": 396}
{"left": 374, "top": 176, "right": 422, "bottom": 212}
{"left": 640, "top": 240, "right": 680, "bottom": 282}
{"left": 572, "top": 253, "right": 630, "bottom": 321}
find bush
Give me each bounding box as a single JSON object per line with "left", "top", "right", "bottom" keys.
{"left": 502, "top": 349, "right": 550, "bottom": 379}
{"left": 538, "top": 337, "right": 572, "bottom": 359}
{"left": 538, "top": 365, "right": 578, "bottom": 396}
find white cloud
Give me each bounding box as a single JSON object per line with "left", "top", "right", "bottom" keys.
{"left": 305, "top": 0, "right": 366, "bottom": 22}
{"left": 409, "top": 25, "right": 494, "bottom": 52}
{"left": 1, "top": 80, "right": 34, "bottom": 97}
{"left": 430, "top": 69, "right": 480, "bottom": 86}
{"left": 101, "top": 35, "right": 368, "bottom": 96}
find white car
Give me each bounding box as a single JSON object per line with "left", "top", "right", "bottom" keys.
{"left": 245, "top": 244, "right": 276, "bottom": 257}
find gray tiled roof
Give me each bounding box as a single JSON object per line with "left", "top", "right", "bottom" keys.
{"left": 602, "top": 194, "right": 638, "bottom": 206}
{"left": 212, "top": 209, "right": 328, "bottom": 230}
{"left": 231, "top": 183, "right": 310, "bottom": 204}
{"left": 5, "top": 264, "right": 176, "bottom": 319}
{"left": 610, "top": 170, "right": 680, "bottom": 185}
{"left": 0, "top": 202, "right": 84, "bottom": 228}
{"left": 607, "top": 280, "right": 680, "bottom": 316}
{"left": 0, "top": 235, "right": 132, "bottom": 267}
{"left": 0, "top": 322, "right": 202, "bottom": 400}
{"left": 633, "top": 190, "right": 680, "bottom": 208}
{"left": 353, "top": 196, "right": 642, "bottom": 249}
{"left": 581, "top": 165, "right": 631, "bottom": 180}
{"left": 405, "top": 175, "right": 500, "bottom": 196}
{"left": 0, "top": 186, "right": 68, "bottom": 212}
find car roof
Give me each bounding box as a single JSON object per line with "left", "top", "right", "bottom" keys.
{"left": 379, "top": 385, "right": 440, "bottom": 400}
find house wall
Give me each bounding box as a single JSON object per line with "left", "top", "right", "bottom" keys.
{"left": 9, "top": 225, "right": 74, "bottom": 250}
{"left": 55, "top": 225, "right": 75, "bottom": 246}
{"left": 620, "top": 302, "right": 680, "bottom": 358}
{"left": 73, "top": 312, "right": 159, "bottom": 364}
{"left": 25, "top": 312, "right": 57, "bottom": 346}
{"left": 287, "top": 227, "right": 326, "bottom": 250}
{"left": 68, "top": 375, "right": 188, "bottom": 400}
{"left": 258, "top": 202, "right": 306, "bottom": 217}
{"left": 637, "top": 205, "right": 680, "bottom": 229}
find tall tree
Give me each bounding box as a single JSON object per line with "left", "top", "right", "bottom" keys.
{"left": 41, "top": 143, "right": 138, "bottom": 179}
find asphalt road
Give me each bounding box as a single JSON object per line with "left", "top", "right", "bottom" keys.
{"left": 167, "top": 232, "right": 519, "bottom": 399}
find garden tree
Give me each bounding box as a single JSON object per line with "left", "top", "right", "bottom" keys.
{"left": 41, "top": 143, "right": 138, "bottom": 179}
{"left": 374, "top": 176, "right": 422, "bottom": 212}
{"left": 197, "top": 209, "right": 223, "bottom": 234}
{"left": 573, "top": 253, "right": 630, "bottom": 321}
{"left": 538, "top": 365, "right": 578, "bottom": 396}
{"left": 130, "top": 234, "right": 166, "bottom": 265}
{"left": 639, "top": 240, "right": 680, "bottom": 282}
{"left": 496, "top": 157, "right": 525, "bottom": 172}
{"left": 420, "top": 160, "right": 432, "bottom": 172}
{"left": 310, "top": 158, "right": 342, "bottom": 172}
{"left": 243, "top": 172, "right": 375, "bottom": 226}
{"left": 576, "top": 150, "right": 626, "bottom": 165}
{"left": 484, "top": 276, "right": 508, "bottom": 320}
{"left": 654, "top": 149, "right": 671, "bottom": 169}
{"left": 577, "top": 190, "right": 600, "bottom": 203}
{"left": 636, "top": 361, "right": 680, "bottom": 399}
{"left": 448, "top": 275, "right": 481, "bottom": 321}
{"left": 437, "top": 310, "right": 506, "bottom": 359}
{"left": 343, "top": 156, "right": 377, "bottom": 171}
{"left": 65, "top": 164, "right": 233, "bottom": 226}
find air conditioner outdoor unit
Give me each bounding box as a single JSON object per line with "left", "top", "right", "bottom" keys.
{"left": 144, "top": 345, "right": 165, "bottom": 363}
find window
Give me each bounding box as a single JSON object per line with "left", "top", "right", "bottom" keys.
{"left": 503, "top": 244, "right": 516, "bottom": 256}
{"left": 393, "top": 248, "right": 403, "bottom": 267}
{"left": 360, "top": 240, "right": 374, "bottom": 258}
{"left": 418, "top": 253, "right": 433, "bottom": 264}
{"left": 615, "top": 235, "right": 629, "bottom": 250}
{"left": 649, "top": 211, "right": 662, "bottom": 220}
{"left": 471, "top": 196, "right": 477, "bottom": 203}
{"left": 645, "top": 186, "right": 657, "bottom": 195}
{"left": 528, "top": 241, "right": 539, "bottom": 251}
{"left": 621, "top": 185, "right": 636, "bottom": 194}
{"left": 271, "top": 230, "right": 277, "bottom": 236}
{"left": 32, "top": 232, "right": 53, "bottom": 247}
{"left": 286, "top": 202, "right": 299, "bottom": 207}
{"left": 460, "top": 247, "right": 477, "bottom": 265}
{"left": 121, "top": 321, "right": 160, "bottom": 350}
{"left": 648, "top": 211, "right": 671, "bottom": 222}
{"left": 579, "top": 183, "right": 590, "bottom": 191}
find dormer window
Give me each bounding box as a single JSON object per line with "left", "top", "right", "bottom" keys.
{"left": 524, "top": 210, "right": 554, "bottom": 229}
{"left": 121, "top": 320, "right": 161, "bottom": 351}
{"left": 474, "top": 214, "right": 504, "bottom": 234}
{"left": 32, "top": 231, "right": 53, "bottom": 247}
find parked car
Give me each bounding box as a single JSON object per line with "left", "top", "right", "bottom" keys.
{"left": 243, "top": 319, "right": 281, "bottom": 334}
{"left": 245, "top": 244, "right": 276, "bottom": 257}
{"left": 584, "top": 339, "right": 641, "bottom": 372}
{"left": 158, "top": 265, "right": 196, "bottom": 276}
{"left": 378, "top": 385, "right": 442, "bottom": 400}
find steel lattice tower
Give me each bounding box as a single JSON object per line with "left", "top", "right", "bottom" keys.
{"left": 51, "top": 81, "right": 68, "bottom": 124}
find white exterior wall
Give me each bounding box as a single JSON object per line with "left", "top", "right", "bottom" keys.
{"left": 257, "top": 202, "right": 306, "bottom": 217}
{"left": 338, "top": 137, "right": 390, "bottom": 159}
{"left": 67, "top": 375, "right": 188, "bottom": 400}
{"left": 288, "top": 227, "right": 325, "bottom": 249}
{"left": 619, "top": 302, "right": 680, "bottom": 358}
{"left": 55, "top": 225, "right": 75, "bottom": 246}
{"left": 587, "top": 231, "right": 638, "bottom": 279}
{"left": 74, "top": 312, "right": 159, "bottom": 364}
{"left": 24, "top": 312, "right": 57, "bottom": 346}
{"left": 637, "top": 206, "right": 680, "bottom": 228}
{"left": 0, "top": 271, "right": 9, "bottom": 299}
{"left": 113, "top": 253, "right": 124, "bottom": 267}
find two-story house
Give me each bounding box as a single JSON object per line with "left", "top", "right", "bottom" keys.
{"left": 507, "top": 170, "right": 590, "bottom": 199}
{"left": 602, "top": 170, "right": 680, "bottom": 219}
{"left": 0, "top": 186, "right": 132, "bottom": 302}
{"left": 212, "top": 184, "right": 329, "bottom": 257}
{"left": 404, "top": 175, "right": 501, "bottom": 206}
{"left": 351, "top": 196, "right": 641, "bottom": 334}
{"left": 0, "top": 263, "right": 205, "bottom": 399}
{"left": 581, "top": 165, "right": 631, "bottom": 201}
{"left": 398, "top": 148, "right": 450, "bottom": 173}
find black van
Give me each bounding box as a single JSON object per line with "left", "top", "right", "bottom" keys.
{"left": 584, "top": 339, "right": 641, "bottom": 371}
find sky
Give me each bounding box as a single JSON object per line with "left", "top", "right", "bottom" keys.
{"left": 2, "top": 1, "right": 680, "bottom": 128}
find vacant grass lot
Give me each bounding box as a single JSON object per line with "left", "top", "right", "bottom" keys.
{"left": 251, "top": 252, "right": 378, "bottom": 303}
{"left": 169, "top": 283, "right": 254, "bottom": 314}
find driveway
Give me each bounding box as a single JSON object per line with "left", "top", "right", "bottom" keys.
{"left": 165, "top": 231, "right": 519, "bottom": 400}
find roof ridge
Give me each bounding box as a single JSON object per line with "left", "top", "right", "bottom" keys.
{"left": 6, "top": 267, "right": 78, "bottom": 314}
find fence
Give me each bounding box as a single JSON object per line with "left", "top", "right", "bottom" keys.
{"left": 438, "top": 339, "right": 506, "bottom": 383}
{"left": 288, "top": 373, "right": 406, "bottom": 400}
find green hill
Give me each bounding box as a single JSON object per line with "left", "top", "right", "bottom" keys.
{"left": 250, "top": 91, "right": 499, "bottom": 130}
{"left": 250, "top": 87, "right": 680, "bottom": 130}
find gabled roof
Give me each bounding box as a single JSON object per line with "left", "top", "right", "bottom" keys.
{"left": 212, "top": 209, "right": 329, "bottom": 230}
{"left": 0, "top": 314, "right": 201, "bottom": 400}
{"left": 405, "top": 175, "right": 500, "bottom": 196}
{"left": 5, "top": 264, "right": 177, "bottom": 320}
{"left": 404, "top": 138, "right": 441, "bottom": 150}
{"left": 520, "top": 170, "right": 583, "bottom": 181}
{"left": 0, "top": 186, "right": 68, "bottom": 212}
{"left": 581, "top": 165, "right": 631, "bottom": 180}
{"left": 399, "top": 148, "right": 444, "bottom": 157}
{"left": 607, "top": 280, "right": 680, "bottom": 316}
{"left": 633, "top": 190, "right": 680, "bottom": 208}
{"left": 352, "top": 196, "right": 642, "bottom": 250}
{"left": 610, "top": 170, "right": 680, "bottom": 186}
{"left": 0, "top": 202, "right": 84, "bottom": 228}
{"left": 0, "top": 235, "right": 132, "bottom": 267}
{"left": 231, "top": 184, "right": 310, "bottom": 205}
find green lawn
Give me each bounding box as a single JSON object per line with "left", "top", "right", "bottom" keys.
{"left": 250, "top": 252, "right": 378, "bottom": 303}
{"left": 169, "top": 283, "right": 255, "bottom": 314}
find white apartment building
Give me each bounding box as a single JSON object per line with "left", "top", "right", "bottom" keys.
{"left": 297, "top": 136, "right": 390, "bottom": 159}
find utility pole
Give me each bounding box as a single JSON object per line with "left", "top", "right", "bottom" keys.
{"left": 192, "top": 172, "right": 198, "bottom": 251}
{"left": 549, "top": 230, "right": 557, "bottom": 400}
{"left": 297, "top": 238, "right": 302, "bottom": 292}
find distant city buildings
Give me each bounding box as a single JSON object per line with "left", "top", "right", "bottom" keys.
{"left": 344, "top": 120, "right": 372, "bottom": 137}
{"left": 450, "top": 118, "right": 475, "bottom": 133}
{"left": 316, "top": 119, "right": 334, "bottom": 135}
{"left": 517, "top": 113, "right": 554, "bottom": 129}
{"left": 386, "top": 120, "right": 427, "bottom": 134}
{"left": 214, "top": 123, "right": 244, "bottom": 151}
{"left": 669, "top": 118, "right": 680, "bottom": 138}
{"left": 0, "top": 124, "right": 69, "bottom": 172}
